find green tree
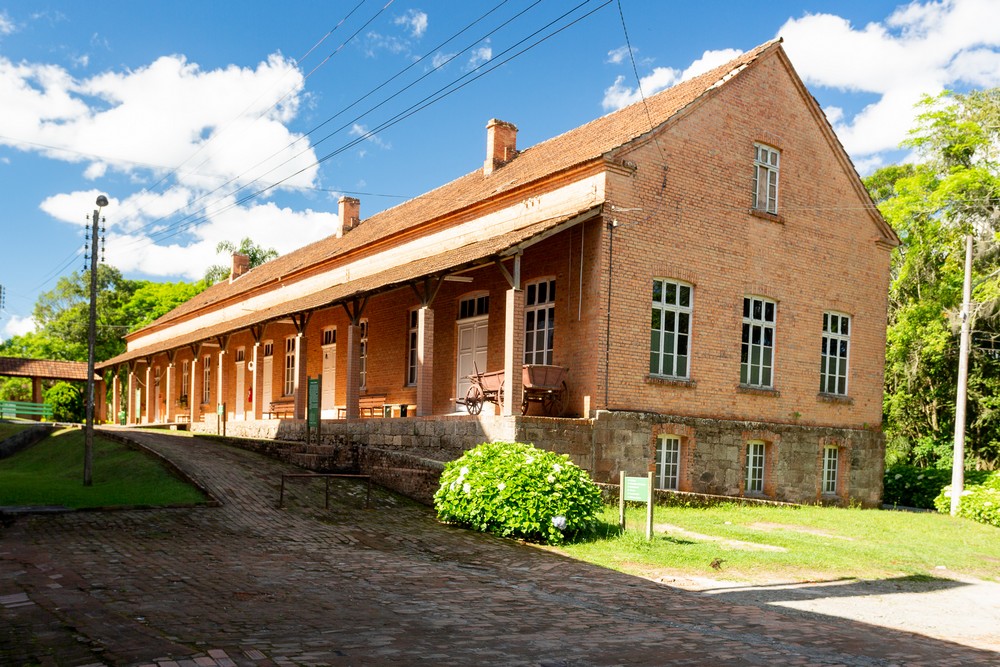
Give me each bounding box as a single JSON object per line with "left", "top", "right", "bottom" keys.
{"left": 868, "top": 89, "right": 1000, "bottom": 468}
{"left": 45, "top": 381, "right": 84, "bottom": 423}
{"left": 203, "top": 237, "right": 279, "bottom": 285}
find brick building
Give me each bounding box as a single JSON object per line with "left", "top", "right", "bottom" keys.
{"left": 98, "top": 40, "right": 898, "bottom": 505}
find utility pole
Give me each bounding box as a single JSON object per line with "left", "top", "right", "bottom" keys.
{"left": 84, "top": 195, "right": 109, "bottom": 487}
{"left": 951, "top": 233, "right": 973, "bottom": 515}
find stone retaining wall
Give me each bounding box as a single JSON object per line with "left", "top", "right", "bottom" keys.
{"left": 190, "top": 410, "right": 884, "bottom": 506}
{"left": 0, "top": 423, "right": 54, "bottom": 459}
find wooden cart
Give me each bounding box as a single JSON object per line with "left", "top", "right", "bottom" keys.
{"left": 521, "top": 364, "right": 568, "bottom": 417}
{"left": 464, "top": 366, "right": 504, "bottom": 415}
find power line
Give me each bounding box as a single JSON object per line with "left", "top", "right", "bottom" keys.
{"left": 124, "top": 0, "right": 531, "bottom": 246}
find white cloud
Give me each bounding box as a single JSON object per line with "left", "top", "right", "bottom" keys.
{"left": 104, "top": 199, "right": 339, "bottom": 280}
{"left": 395, "top": 9, "right": 428, "bottom": 39}
{"left": 606, "top": 46, "right": 634, "bottom": 65}
{"left": 349, "top": 123, "right": 391, "bottom": 151}
{"left": 778, "top": 0, "right": 1000, "bottom": 160}
{"left": 602, "top": 48, "right": 741, "bottom": 110}
{"left": 0, "top": 53, "right": 317, "bottom": 191}
{"left": 0, "top": 11, "right": 15, "bottom": 35}
{"left": 432, "top": 51, "right": 455, "bottom": 69}
{"left": 2, "top": 314, "right": 36, "bottom": 339}
{"left": 467, "top": 41, "right": 492, "bottom": 70}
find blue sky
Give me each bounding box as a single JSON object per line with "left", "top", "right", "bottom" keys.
{"left": 1, "top": 0, "right": 999, "bottom": 340}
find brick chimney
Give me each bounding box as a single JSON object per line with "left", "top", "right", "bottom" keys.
{"left": 336, "top": 196, "right": 361, "bottom": 237}
{"left": 483, "top": 119, "right": 517, "bottom": 176}
{"left": 230, "top": 252, "right": 250, "bottom": 283}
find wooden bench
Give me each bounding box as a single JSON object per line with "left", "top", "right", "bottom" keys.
{"left": 269, "top": 398, "right": 295, "bottom": 419}
{"left": 337, "top": 394, "right": 387, "bottom": 419}
{"left": 0, "top": 400, "right": 53, "bottom": 420}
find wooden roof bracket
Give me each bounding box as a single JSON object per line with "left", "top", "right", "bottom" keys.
{"left": 410, "top": 275, "right": 446, "bottom": 307}
{"left": 341, "top": 296, "right": 368, "bottom": 326}
{"left": 495, "top": 253, "right": 521, "bottom": 290}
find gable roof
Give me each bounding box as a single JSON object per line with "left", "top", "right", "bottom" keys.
{"left": 127, "top": 39, "right": 785, "bottom": 341}
{"left": 0, "top": 357, "right": 100, "bottom": 382}
{"left": 103, "top": 38, "right": 896, "bottom": 370}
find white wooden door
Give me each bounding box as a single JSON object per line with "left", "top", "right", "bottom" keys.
{"left": 235, "top": 361, "right": 245, "bottom": 420}
{"left": 262, "top": 356, "right": 273, "bottom": 417}
{"left": 321, "top": 344, "right": 336, "bottom": 418}
{"left": 455, "top": 317, "right": 488, "bottom": 412}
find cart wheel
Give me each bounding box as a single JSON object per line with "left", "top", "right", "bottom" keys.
{"left": 465, "top": 385, "right": 484, "bottom": 415}
{"left": 543, "top": 382, "right": 567, "bottom": 417}
{"left": 520, "top": 394, "right": 529, "bottom": 415}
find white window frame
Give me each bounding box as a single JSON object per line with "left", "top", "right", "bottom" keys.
{"left": 181, "top": 360, "right": 189, "bottom": 400}
{"left": 359, "top": 319, "right": 368, "bottom": 390}
{"left": 752, "top": 143, "right": 780, "bottom": 214}
{"left": 235, "top": 347, "right": 245, "bottom": 363}
{"left": 407, "top": 310, "right": 418, "bottom": 386}
{"left": 458, "top": 293, "right": 490, "bottom": 320}
{"left": 655, "top": 435, "right": 681, "bottom": 491}
{"left": 524, "top": 278, "right": 555, "bottom": 365}
{"left": 746, "top": 440, "right": 765, "bottom": 493}
{"left": 650, "top": 279, "right": 692, "bottom": 379}
{"left": 202, "top": 355, "right": 211, "bottom": 404}
{"left": 322, "top": 327, "right": 336, "bottom": 347}
{"left": 263, "top": 341, "right": 274, "bottom": 357}
{"left": 820, "top": 312, "right": 851, "bottom": 395}
{"left": 822, "top": 445, "right": 839, "bottom": 495}
{"left": 741, "top": 296, "right": 776, "bottom": 388}
{"left": 284, "top": 337, "right": 296, "bottom": 397}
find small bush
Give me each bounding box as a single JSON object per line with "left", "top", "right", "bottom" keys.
{"left": 933, "top": 471, "right": 1000, "bottom": 528}
{"left": 45, "top": 381, "right": 84, "bottom": 423}
{"left": 434, "top": 441, "right": 604, "bottom": 545}
{"left": 883, "top": 464, "right": 991, "bottom": 509}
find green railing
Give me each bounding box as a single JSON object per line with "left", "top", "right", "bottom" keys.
{"left": 0, "top": 400, "right": 54, "bottom": 420}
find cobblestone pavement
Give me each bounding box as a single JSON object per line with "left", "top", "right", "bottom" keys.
{"left": 2, "top": 430, "right": 997, "bottom": 666}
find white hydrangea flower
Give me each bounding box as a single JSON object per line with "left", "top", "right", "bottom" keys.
{"left": 526, "top": 456, "right": 535, "bottom": 464}
{"left": 460, "top": 466, "right": 469, "bottom": 476}
{"left": 547, "top": 474, "right": 556, "bottom": 483}
{"left": 463, "top": 483, "right": 471, "bottom": 494}
{"left": 553, "top": 463, "right": 562, "bottom": 473}
{"left": 551, "top": 515, "right": 567, "bottom": 530}
{"left": 497, "top": 482, "right": 506, "bottom": 491}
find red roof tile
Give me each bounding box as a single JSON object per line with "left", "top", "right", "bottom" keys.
{"left": 129, "top": 40, "right": 783, "bottom": 338}
{"left": 0, "top": 357, "right": 100, "bottom": 381}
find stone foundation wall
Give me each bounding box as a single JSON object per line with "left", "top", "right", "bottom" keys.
{"left": 191, "top": 410, "right": 884, "bottom": 506}
{"left": 0, "top": 423, "right": 53, "bottom": 459}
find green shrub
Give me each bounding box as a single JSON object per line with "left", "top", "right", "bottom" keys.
{"left": 883, "top": 464, "right": 952, "bottom": 508}
{"left": 434, "top": 441, "right": 604, "bottom": 545}
{"left": 883, "top": 464, "right": 991, "bottom": 509}
{"left": 45, "top": 381, "right": 84, "bottom": 423}
{"left": 933, "top": 471, "right": 1000, "bottom": 528}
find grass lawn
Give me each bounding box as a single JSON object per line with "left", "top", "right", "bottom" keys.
{"left": 557, "top": 503, "right": 1000, "bottom": 583}
{"left": 0, "top": 423, "right": 33, "bottom": 441}
{"left": 0, "top": 428, "right": 208, "bottom": 508}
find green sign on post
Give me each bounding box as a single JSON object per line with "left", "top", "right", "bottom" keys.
{"left": 307, "top": 377, "right": 320, "bottom": 426}
{"left": 619, "top": 471, "right": 655, "bottom": 540}
{"left": 623, "top": 475, "right": 650, "bottom": 502}
{"left": 306, "top": 376, "right": 321, "bottom": 445}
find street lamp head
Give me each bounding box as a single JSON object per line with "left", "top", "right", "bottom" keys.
{"left": 95, "top": 195, "right": 109, "bottom": 208}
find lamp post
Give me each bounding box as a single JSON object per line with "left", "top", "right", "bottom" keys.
{"left": 84, "top": 194, "right": 109, "bottom": 487}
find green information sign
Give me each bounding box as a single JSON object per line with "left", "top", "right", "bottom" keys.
{"left": 307, "top": 377, "right": 321, "bottom": 429}
{"left": 623, "top": 476, "right": 650, "bottom": 502}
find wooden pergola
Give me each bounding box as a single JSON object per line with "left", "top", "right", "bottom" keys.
{"left": 0, "top": 356, "right": 106, "bottom": 420}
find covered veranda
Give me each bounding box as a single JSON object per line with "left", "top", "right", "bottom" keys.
{"left": 0, "top": 356, "right": 106, "bottom": 420}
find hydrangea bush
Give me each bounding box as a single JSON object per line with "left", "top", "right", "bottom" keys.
{"left": 433, "top": 441, "right": 604, "bottom": 545}
{"left": 933, "top": 471, "right": 1000, "bottom": 528}
{"left": 883, "top": 464, "right": 991, "bottom": 509}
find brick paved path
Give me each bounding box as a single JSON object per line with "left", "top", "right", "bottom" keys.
{"left": 2, "top": 430, "right": 997, "bottom": 666}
